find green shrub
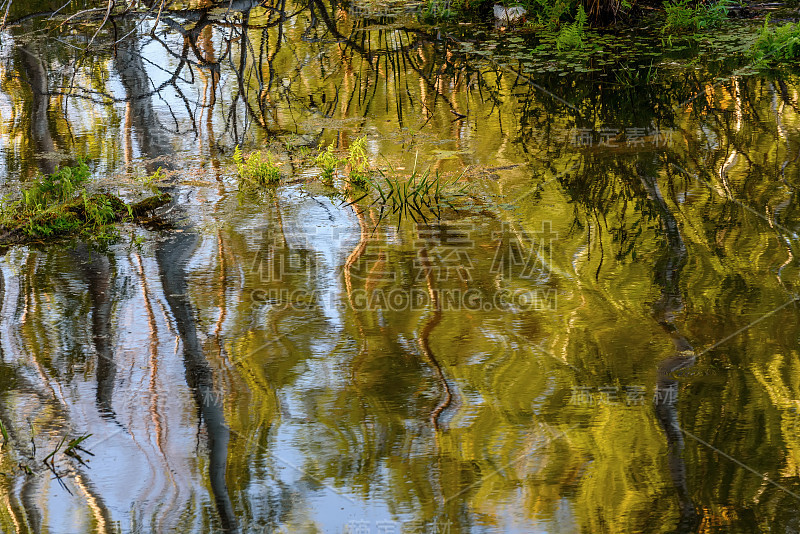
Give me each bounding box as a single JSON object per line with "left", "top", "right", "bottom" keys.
{"left": 529, "top": 0, "right": 577, "bottom": 28}
{"left": 20, "top": 160, "right": 90, "bottom": 213}
{"left": 699, "top": 0, "right": 733, "bottom": 28}
{"left": 0, "top": 161, "right": 126, "bottom": 241}
{"left": 419, "top": 0, "right": 627, "bottom": 25}
{"left": 422, "top": 0, "right": 455, "bottom": 20}
{"left": 82, "top": 191, "right": 117, "bottom": 231}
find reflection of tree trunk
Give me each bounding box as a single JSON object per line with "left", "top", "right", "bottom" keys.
{"left": 19, "top": 45, "right": 56, "bottom": 175}
{"left": 0, "top": 254, "right": 3, "bottom": 361}
{"left": 115, "top": 24, "right": 238, "bottom": 530}
{"left": 415, "top": 245, "right": 452, "bottom": 431}
{"left": 72, "top": 245, "right": 117, "bottom": 417}
{"left": 114, "top": 33, "right": 173, "bottom": 168}
{"left": 638, "top": 165, "right": 690, "bottom": 352}
{"left": 156, "top": 230, "right": 239, "bottom": 533}
{"left": 198, "top": 25, "right": 220, "bottom": 175}
{"left": 15, "top": 47, "right": 117, "bottom": 528}
{"left": 0, "top": 255, "right": 44, "bottom": 533}
{"left": 19, "top": 480, "right": 42, "bottom": 533}
{"left": 73, "top": 472, "right": 115, "bottom": 534}
{"left": 637, "top": 162, "right": 701, "bottom": 532}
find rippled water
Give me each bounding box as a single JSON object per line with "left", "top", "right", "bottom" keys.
{"left": 0, "top": 1, "right": 799, "bottom": 533}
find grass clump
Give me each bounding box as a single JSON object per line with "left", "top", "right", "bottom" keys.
{"left": 662, "top": 0, "right": 734, "bottom": 36}
{"left": 21, "top": 160, "right": 91, "bottom": 211}
{"left": 63, "top": 434, "right": 93, "bottom": 461}
{"left": 138, "top": 166, "right": 165, "bottom": 191}
{"left": 614, "top": 62, "right": 658, "bottom": 86}
{"left": 422, "top": 0, "right": 456, "bottom": 20}
{"left": 1, "top": 160, "right": 115, "bottom": 241}
{"left": 750, "top": 16, "right": 800, "bottom": 65}
{"left": 347, "top": 154, "right": 466, "bottom": 226}
{"left": 528, "top": 0, "right": 575, "bottom": 29}
{"left": 234, "top": 145, "right": 281, "bottom": 185}
{"left": 422, "top": 0, "right": 620, "bottom": 25}
{"left": 347, "top": 136, "right": 371, "bottom": 188}
{"left": 315, "top": 143, "right": 345, "bottom": 185}
{"left": 0, "top": 162, "right": 170, "bottom": 245}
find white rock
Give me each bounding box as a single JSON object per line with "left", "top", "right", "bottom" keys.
{"left": 493, "top": 4, "right": 527, "bottom": 25}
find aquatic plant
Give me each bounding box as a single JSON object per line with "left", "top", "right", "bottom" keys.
{"left": 138, "top": 166, "right": 165, "bottom": 194}
{"left": 699, "top": 0, "right": 734, "bottom": 28}
{"left": 422, "top": 0, "right": 455, "bottom": 20}
{"left": 529, "top": 0, "right": 578, "bottom": 28}
{"left": 347, "top": 154, "right": 466, "bottom": 225}
{"left": 614, "top": 62, "right": 658, "bottom": 86}
{"left": 81, "top": 190, "right": 120, "bottom": 239}
{"left": 233, "top": 145, "right": 281, "bottom": 185}
{"left": 347, "top": 135, "right": 371, "bottom": 188}
{"left": 20, "top": 159, "right": 91, "bottom": 212}
{"left": 663, "top": 0, "right": 696, "bottom": 32}
{"left": 315, "top": 143, "right": 346, "bottom": 185}
{"left": 428, "top": 0, "right": 625, "bottom": 24}
{"left": 750, "top": 16, "right": 800, "bottom": 65}
{"left": 662, "top": 0, "right": 734, "bottom": 36}
{"left": 0, "top": 161, "right": 111, "bottom": 239}
{"left": 555, "top": 5, "right": 587, "bottom": 51}
{"left": 42, "top": 432, "right": 94, "bottom": 492}
{"left": 0, "top": 163, "right": 171, "bottom": 245}
{"left": 63, "top": 434, "right": 93, "bottom": 460}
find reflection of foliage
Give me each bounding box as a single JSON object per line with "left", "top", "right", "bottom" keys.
{"left": 3, "top": 1, "right": 800, "bottom": 533}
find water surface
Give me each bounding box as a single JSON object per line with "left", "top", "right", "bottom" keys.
{"left": 0, "top": 1, "right": 799, "bottom": 533}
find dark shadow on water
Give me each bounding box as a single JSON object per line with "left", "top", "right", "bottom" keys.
{"left": 638, "top": 159, "right": 702, "bottom": 533}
